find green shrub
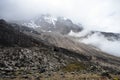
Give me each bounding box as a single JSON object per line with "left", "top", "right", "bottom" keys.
{"left": 113, "top": 78, "right": 119, "bottom": 80}
{"left": 62, "top": 62, "right": 86, "bottom": 72}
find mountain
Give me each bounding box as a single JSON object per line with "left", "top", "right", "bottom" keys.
{"left": 0, "top": 19, "right": 120, "bottom": 79}
{"left": 93, "top": 31, "right": 120, "bottom": 41}
{"left": 0, "top": 19, "right": 89, "bottom": 77}
{"left": 82, "top": 31, "right": 120, "bottom": 41}
{"left": 16, "top": 14, "right": 120, "bottom": 42}
{"left": 16, "top": 14, "right": 83, "bottom": 34}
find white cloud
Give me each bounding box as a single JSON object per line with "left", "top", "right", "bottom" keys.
{"left": 0, "top": 0, "right": 120, "bottom": 33}
{"left": 69, "top": 30, "right": 120, "bottom": 56}
{"left": 0, "top": 0, "right": 120, "bottom": 56}
{"left": 81, "top": 32, "right": 120, "bottom": 56}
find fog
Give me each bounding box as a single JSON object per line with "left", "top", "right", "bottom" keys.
{"left": 81, "top": 32, "right": 120, "bottom": 56}
{"left": 69, "top": 30, "right": 120, "bottom": 56}
{"left": 0, "top": 0, "right": 120, "bottom": 33}
{"left": 0, "top": 0, "right": 120, "bottom": 56}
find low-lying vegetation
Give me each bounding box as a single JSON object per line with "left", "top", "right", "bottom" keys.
{"left": 62, "top": 62, "right": 86, "bottom": 72}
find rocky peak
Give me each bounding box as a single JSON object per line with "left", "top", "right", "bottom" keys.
{"left": 20, "top": 14, "right": 83, "bottom": 34}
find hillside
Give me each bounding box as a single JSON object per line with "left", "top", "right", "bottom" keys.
{"left": 0, "top": 19, "right": 120, "bottom": 80}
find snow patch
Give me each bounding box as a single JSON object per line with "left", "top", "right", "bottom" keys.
{"left": 23, "top": 20, "right": 41, "bottom": 29}
{"left": 44, "top": 16, "right": 57, "bottom": 25}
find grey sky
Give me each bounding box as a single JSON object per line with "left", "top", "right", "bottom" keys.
{"left": 0, "top": 0, "right": 120, "bottom": 33}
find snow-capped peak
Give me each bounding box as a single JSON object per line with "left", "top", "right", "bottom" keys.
{"left": 44, "top": 16, "right": 57, "bottom": 25}
{"left": 23, "top": 20, "right": 41, "bottom": 29}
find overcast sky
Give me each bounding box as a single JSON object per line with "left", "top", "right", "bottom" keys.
{"left": 0, "top": 0, "right": 120, "bottom": 33}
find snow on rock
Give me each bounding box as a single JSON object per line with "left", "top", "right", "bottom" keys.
{"left": 44, "top": 16, "right": 57, "bottom": 25}
{"left": 23, "top": 20, "right": 41, "bottom": 29}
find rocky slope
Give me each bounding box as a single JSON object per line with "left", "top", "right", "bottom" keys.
{"left": 13, "top": 19, "right": 120, "bottom": 69}
{"left": 0, "top": 19, "right": 120, "bottom": 79}
{"left": 25, "top": 31, "right": 120, "bottom": 70}
{"left": 0, "top": 19, "right": 90, "bottom": 77}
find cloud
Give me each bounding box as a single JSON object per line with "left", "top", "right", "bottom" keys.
{"left": 0, "top": 0, "right": 120, "bottom": 33}
{"left": 0, "top": 0, "right": 120, "bottom": 56}
{"left": 69, "top": 30, "right": 120, "bottom": 56}
{"left": 80, "top": 32, "right": 120, "bottom": 56}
